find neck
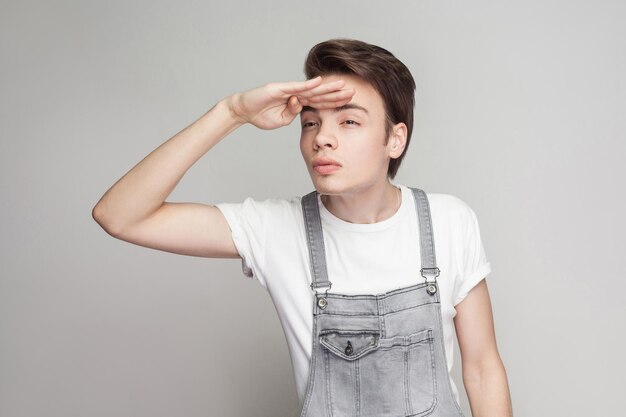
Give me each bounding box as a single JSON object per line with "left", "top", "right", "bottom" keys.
{"left": 321, "top": 180, "right": 402, "bottom": 224}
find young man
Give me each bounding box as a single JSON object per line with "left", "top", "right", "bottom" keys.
{"left": 93, "top": 39, "right": 513, "bottom": 416}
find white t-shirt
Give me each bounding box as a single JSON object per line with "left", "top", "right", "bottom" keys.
{"left": 215, "top": 184, "right": 491, "bottom": 406}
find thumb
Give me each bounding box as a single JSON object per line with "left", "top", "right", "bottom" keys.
{"left": 282, "top": 95, "right": 302, "bottom": 123}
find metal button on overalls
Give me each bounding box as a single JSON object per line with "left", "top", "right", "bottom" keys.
{"left": 298, "top": 187, "right": 466, "bottom": 417}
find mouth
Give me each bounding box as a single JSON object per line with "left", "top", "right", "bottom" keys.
{"left": 313, "top": 158, "right": 341, "bottom": 175}
{"left": 313, "top": 164, "right": 341, "bottom": 175}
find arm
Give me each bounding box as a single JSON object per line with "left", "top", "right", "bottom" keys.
{"left": 92, "top": 77, "right": 355, "bottom": 258}
{"left": 454, "top": 279, "right": 514, "bottom": 417}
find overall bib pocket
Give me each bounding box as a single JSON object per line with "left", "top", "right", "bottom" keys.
{"left": 319, "top": 328, "right": 436, "bottom": 417}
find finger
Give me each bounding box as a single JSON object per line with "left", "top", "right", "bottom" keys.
{"left": 307, "top": 95, "right": 355, "bottom": 110}
{"left": 281, "top": 95, "right": 302, "bottom": 123}
{"left": 289, "top": 95, "right": 303, "bottom": 114}
{"left": 278, "top": 76, "right": 323, "bottom": 94}
{"left": 307, "top": 88, "right": 355, "bottom": 103}
{"left": 297, "top": 88, "right": 354, "bottom": 106}
{"left": 295, "top": 79, "right": 347, "bottom": 98}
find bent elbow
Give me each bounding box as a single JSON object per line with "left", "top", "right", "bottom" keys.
{"left": 91, "top": 205, "right": 124, "bottom": 237}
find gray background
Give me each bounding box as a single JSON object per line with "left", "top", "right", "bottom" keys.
{"left": 1, "top": 0, "right": 625, "bottom": 416}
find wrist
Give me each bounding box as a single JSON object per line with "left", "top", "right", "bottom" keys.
{"left": 196, "top": 98, "right": 246, "bottom": 139}
{"left": 223, "top": 93, "right": 246, "bottom": 126}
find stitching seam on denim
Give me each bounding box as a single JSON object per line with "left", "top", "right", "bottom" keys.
{"left": 429, "top": 331, "right": 438, "bottom": 415}
{"left": 299, "top": 314, "right": 317, "bottom": 417}
{"left": 319, "top": 300, "right": 438, "bottom": 316}
{"left": 405, "top": 342, "right": 411, "bottom": 415}
{"left": 354, "top": 359, "right": 360, "bottom": 417}
{"left": 324, "top": 349, "right": 333, "bottom": 417}
{"left": 321, "top": 281, "right": 432, "bottom": 300}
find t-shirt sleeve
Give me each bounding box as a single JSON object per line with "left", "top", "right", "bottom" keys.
{"left": 214, "top": 197, "right": 269, "bottom": 289}
{"left": 452, "top": 199, "right": 491, "bottom": 306}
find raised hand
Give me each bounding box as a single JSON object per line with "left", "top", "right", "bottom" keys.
{"left": 226, "top": 76, "right": 355, "bottom": 130}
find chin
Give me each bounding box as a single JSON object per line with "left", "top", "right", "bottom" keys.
{"left": 309, "top": 179, "right": 351, "bottom": 196}
{"left": 312, "top": 175, "right": 384, "bottom": 197}
{"left": 309, "top": 178, "right": 337, "bottom": 194}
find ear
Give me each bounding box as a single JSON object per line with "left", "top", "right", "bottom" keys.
{"left": 387, "top": 122, "right": 408, "bottom": 159}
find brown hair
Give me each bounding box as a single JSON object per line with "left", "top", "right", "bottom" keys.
{"left": 304, "top": 38, "right": 416, "bottom": 180}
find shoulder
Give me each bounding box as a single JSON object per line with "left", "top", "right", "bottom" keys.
{"left": 426, "top": 193, "right": 476, "bottom": 219}
{"left": 241, "top": 195, "right": 301, "bottom": 211}
{"left": 409, "top": 190, "right": 481, "bottom": 235}
{"left": 217, "top": 194, "right": 301, "bottom": 208}
{"left": 423, "top": 192, "right": 485, "bottom": 250}
{"left": 215, "top": 194, "right": 304, "bottom": 224}
{"left": 399, "top": 186, "right": 477, "bottom": 221}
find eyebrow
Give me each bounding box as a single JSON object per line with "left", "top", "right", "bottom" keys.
{"left": 301, "top": 103, "right": 370, "bottom": 115}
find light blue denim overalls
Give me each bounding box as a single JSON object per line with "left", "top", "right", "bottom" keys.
{"left": 298, "top": 187, "right": 465, "bottom": 417}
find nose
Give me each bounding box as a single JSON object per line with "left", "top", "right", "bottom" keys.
{"left": 313, "top": 124, "right": 337, "bottom": 150}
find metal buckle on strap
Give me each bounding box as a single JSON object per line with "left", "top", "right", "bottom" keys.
{"left": 420, "top": 267, "right": 440, "bottom": 296}
{"left": 311, "top": 282, "right": 331, "bottom": 309}
{"left": 420, "top": 267, "right": 440, "bottom": 280}
{"left": 310, "top": 281, "right": 332, "bottom": 292}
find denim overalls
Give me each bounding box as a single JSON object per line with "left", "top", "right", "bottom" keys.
{"left": 298, "top": 187, "right": 465, "bottom": 417}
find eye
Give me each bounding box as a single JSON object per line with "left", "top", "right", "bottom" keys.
{"left": 342, "top": 119, "right": 359, "bottom": 126}
{"left": 302, "top": 121, "right": 318, "bottom": 129}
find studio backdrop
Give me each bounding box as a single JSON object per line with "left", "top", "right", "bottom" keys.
{"left": 1, "top": 1, "right": 624, "bottom": 416}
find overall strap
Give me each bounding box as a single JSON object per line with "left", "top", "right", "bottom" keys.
{"left": 409, "top": 188, "right": 440, "bottom": 283}
{"left": 301, "top": 188, "right": 440, "bottom": 294}
{"left": 301, "top": 191, "right": 332, "bottom": 292}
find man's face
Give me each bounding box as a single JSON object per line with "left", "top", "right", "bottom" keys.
{"left": 299, "top": 74, "right": 396, "bottom": 197}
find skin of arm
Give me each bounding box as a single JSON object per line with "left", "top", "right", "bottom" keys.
{"left": 454, "top": 279, "right": 514, "bottom": 417}
{"left": 91, "top": 77, "right": 355, "bottom": 240}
